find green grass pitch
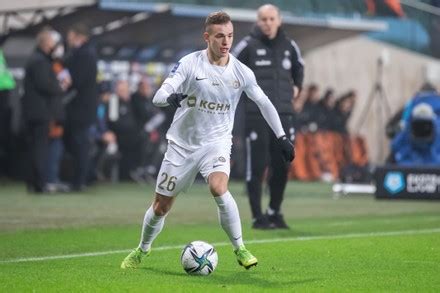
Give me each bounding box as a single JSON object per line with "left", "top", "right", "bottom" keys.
{"left": 0, "top": 181, "right": 439, "bottom": 292}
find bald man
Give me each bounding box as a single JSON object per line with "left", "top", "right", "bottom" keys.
{"left": 233, "top": 4, "right": 304, "bottom": 229}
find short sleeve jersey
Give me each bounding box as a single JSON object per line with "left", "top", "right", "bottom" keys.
{"left": 163, "top": 50, "right": 267, "bottom": 150}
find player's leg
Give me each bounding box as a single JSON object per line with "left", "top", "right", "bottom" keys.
{"left": 139, "top": 192, "right": 174, "bottom": 252}
{"left": 121, "top": 142, "right": 195, "bottom": 269}
{"left": 245, "top": 115, "right": 272, "bottom": 229}
{"left": 121, "top": 192, "right": 175, "bottom": 269}
{"left": 208, "top": 171, "right": 258, "bottom": 269}
{"left": 201, "top": 141, "right": 258, "bottom": 269}
{"left": 267, "top": 114, "right": 294, "bottom": 229}
{"left": 208, "top": 172, "right": 242, "bottom": 248}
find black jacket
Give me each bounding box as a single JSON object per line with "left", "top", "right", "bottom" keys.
{"left": 233, "top": 26, "right": 304, "bottom": 115}
{"left": 65, "top": 41, "right": 98, "bottom": 128}
{"left": 22, "top": 48, "right": 64, "bottom": 122}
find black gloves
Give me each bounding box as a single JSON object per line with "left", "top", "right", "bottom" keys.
{"left": 167, "top": 93, "right": 188, "bottom": 108}
{"left": 278, "top": 135, "right": 295, "bottom": 162}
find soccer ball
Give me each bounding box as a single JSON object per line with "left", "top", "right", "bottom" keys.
{"left": 181, "top": 240, "right": 218, "bottom": 275}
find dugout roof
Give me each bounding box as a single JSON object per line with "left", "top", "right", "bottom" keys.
{"left": 1, "top": 1, "right": 387, "bottom": 65}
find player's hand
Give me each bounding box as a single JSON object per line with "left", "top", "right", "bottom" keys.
{"left": 167, "top": 93, "right": 188, "bottom": 108}
{"left": 278, "top": 135, "right": 295, "bottom": 162}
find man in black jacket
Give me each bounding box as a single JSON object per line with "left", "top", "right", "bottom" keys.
{"left": 64, "top": 24, "right": 98, "bottom": 191}
{"left": 233, "top": 4, "right": 304, "bottom": 229}
{"left": 22, "top": 28, "right": 65, "bottom": 193}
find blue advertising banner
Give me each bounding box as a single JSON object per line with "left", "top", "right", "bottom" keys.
{"left": 375, "top": 166, "right": 440, "bottom": 200}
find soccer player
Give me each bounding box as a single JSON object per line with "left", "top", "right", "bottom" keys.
{"left": 121, "top": 11, "right": 294, "bottom": 270}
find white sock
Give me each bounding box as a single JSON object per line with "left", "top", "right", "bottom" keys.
{"left": 138, "top": 205, "right": 166, "bottom": 252}
{"left": 214, "top": 191, "right": 244, "bottom": 249}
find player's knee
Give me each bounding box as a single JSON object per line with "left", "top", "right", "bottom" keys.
{"left": 210, "top": 184, "right": 227, "bottom": 197}
{"left": 208, "top": 176, "right": 228, "bottom": 196}
{"left": 152, "top": 202, "right": 168, "bottom": 216}
{"left": 152, "top": 194, "right": 173, "bottom": 216}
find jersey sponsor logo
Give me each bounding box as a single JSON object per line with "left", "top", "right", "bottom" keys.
{"left": 256, "top": 49, "right": 266, "bottom": 56}
{"left": 199, "top": 100, "right": 230, "bottom": 111}
{"left": 195, "top": 76, "right": 208, "bottom": 81}
{"left": 255, "top": 59, "right": 271, "bottom": 66}
{"left": 186, "top": 96, "right": 231, "bottom": 113}
{"left": 187, "top": 96, "right": 197, "bottom": 107}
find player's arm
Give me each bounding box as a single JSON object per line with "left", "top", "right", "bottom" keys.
{"left": 153, "top": 84, "right": 187, "bottom": 108}
{"left": 153, "top": 60, "right": 188, "bottom": 108}
{"left": 244, "top": 70, "right": 295, "bottom": 162}
{"left": 290, "top": 39, "right": 305, "bottom": 99}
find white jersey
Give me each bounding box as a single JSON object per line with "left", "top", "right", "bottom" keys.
{"left": 162, "top": 50, "right": 270, "bottom": 150}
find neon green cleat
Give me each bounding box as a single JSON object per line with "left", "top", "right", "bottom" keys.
{"left": 234, "top": 245, "right": 258, "bottom": 269}
{"left": 120, "top": 247, "right": 151, "bottom": 269}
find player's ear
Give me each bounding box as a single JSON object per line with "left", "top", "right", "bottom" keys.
{"left": 203, "top": 31, "right": 210, "bottom": 43}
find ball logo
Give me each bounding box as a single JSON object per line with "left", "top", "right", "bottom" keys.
{"left": 384, "top": 172, "right": 405, "bottom": 194}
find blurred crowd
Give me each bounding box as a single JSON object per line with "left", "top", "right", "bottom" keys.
{"left": 289, "top": 84, "right": 369, "bottom": 183}
{"left": 0, "top": 25, "right": 172, "bottom": 193}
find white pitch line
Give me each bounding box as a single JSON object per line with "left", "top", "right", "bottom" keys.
{"left": 1, "top": 228, "right": 440, "bottom": 264}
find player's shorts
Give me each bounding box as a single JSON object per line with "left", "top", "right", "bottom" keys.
{"left": 155, "top": 140, "right": 232, "bottom": 197}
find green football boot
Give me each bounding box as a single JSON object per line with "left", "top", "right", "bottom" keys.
{"left": 120, "top": 247, "right": 151, "bottom": 269}
{"left": 234, "top": 245, "right": 258, "bottom": 269}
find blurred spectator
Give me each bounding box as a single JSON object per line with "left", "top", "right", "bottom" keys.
{"left": 64, "top": 23, "right": 98, "bottom": 191}
{"left": 88, "top": 81, "right": 119, "bottom": 182}
{"left": 390, "top": 86, "right": 440, "bottom": 165}
{"left": 366, "top": 0, "right": 405, "bottom": 17}
{"left": 317, "top": 89, "right": 337, "bottom": 130}
{"left": 291, "top": 90, "right": 308, "bottom": 131}
{"left": 333, "top": 90, "right": 357, "bottom": 134}
{"left": 45, "top": 30, "right": 71, "bottom": 193}
{"left": 290, "top": 87, "right": 369, "bottom": 182}
{"left": 298, "top": 84, "right": 322, "bottom": 181}
{"left": 0, "top": 49, "right": 16, "bottom": 177}
{"left": 302, "top": 84, "right": 321, "bottom": 133}
{"left": 22, "top": 28, "right": 65, "bottom": 193}
{"left": 314, "top": 89, "right": 338, "bottom": 181}
{"left": 130, "top": 77, "right": 166, "bottom": 182}
{"left": 108, "top": 79, "right": 143, "bottom": 180}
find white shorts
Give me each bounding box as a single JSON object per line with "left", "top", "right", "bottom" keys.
{"left": 155, "top": 140, "right": 231, "bottom": 197}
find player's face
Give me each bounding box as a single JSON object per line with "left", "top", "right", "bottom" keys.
{"left": 257, "top": 7, "right": 281, "bottom": 39}
{"left": 204, "top": 21, "right": 234, "bottom": 60}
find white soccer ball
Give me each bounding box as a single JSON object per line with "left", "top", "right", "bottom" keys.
{"left": 181, "top": 240, "right": 218, "bottom": 275}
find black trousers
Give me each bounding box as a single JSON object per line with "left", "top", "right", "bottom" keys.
{"left": 245, "top": 114, "right": 294, "bottom": 219}
{"left": 25, "top": 120, "right": 49, "bottom": 191}
{"left": 64, "top": 124, "right": 91, "bottom": 189}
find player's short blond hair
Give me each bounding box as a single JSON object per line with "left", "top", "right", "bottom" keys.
{"left": 205, "top": 11, "right": 231, "bottom": 33}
